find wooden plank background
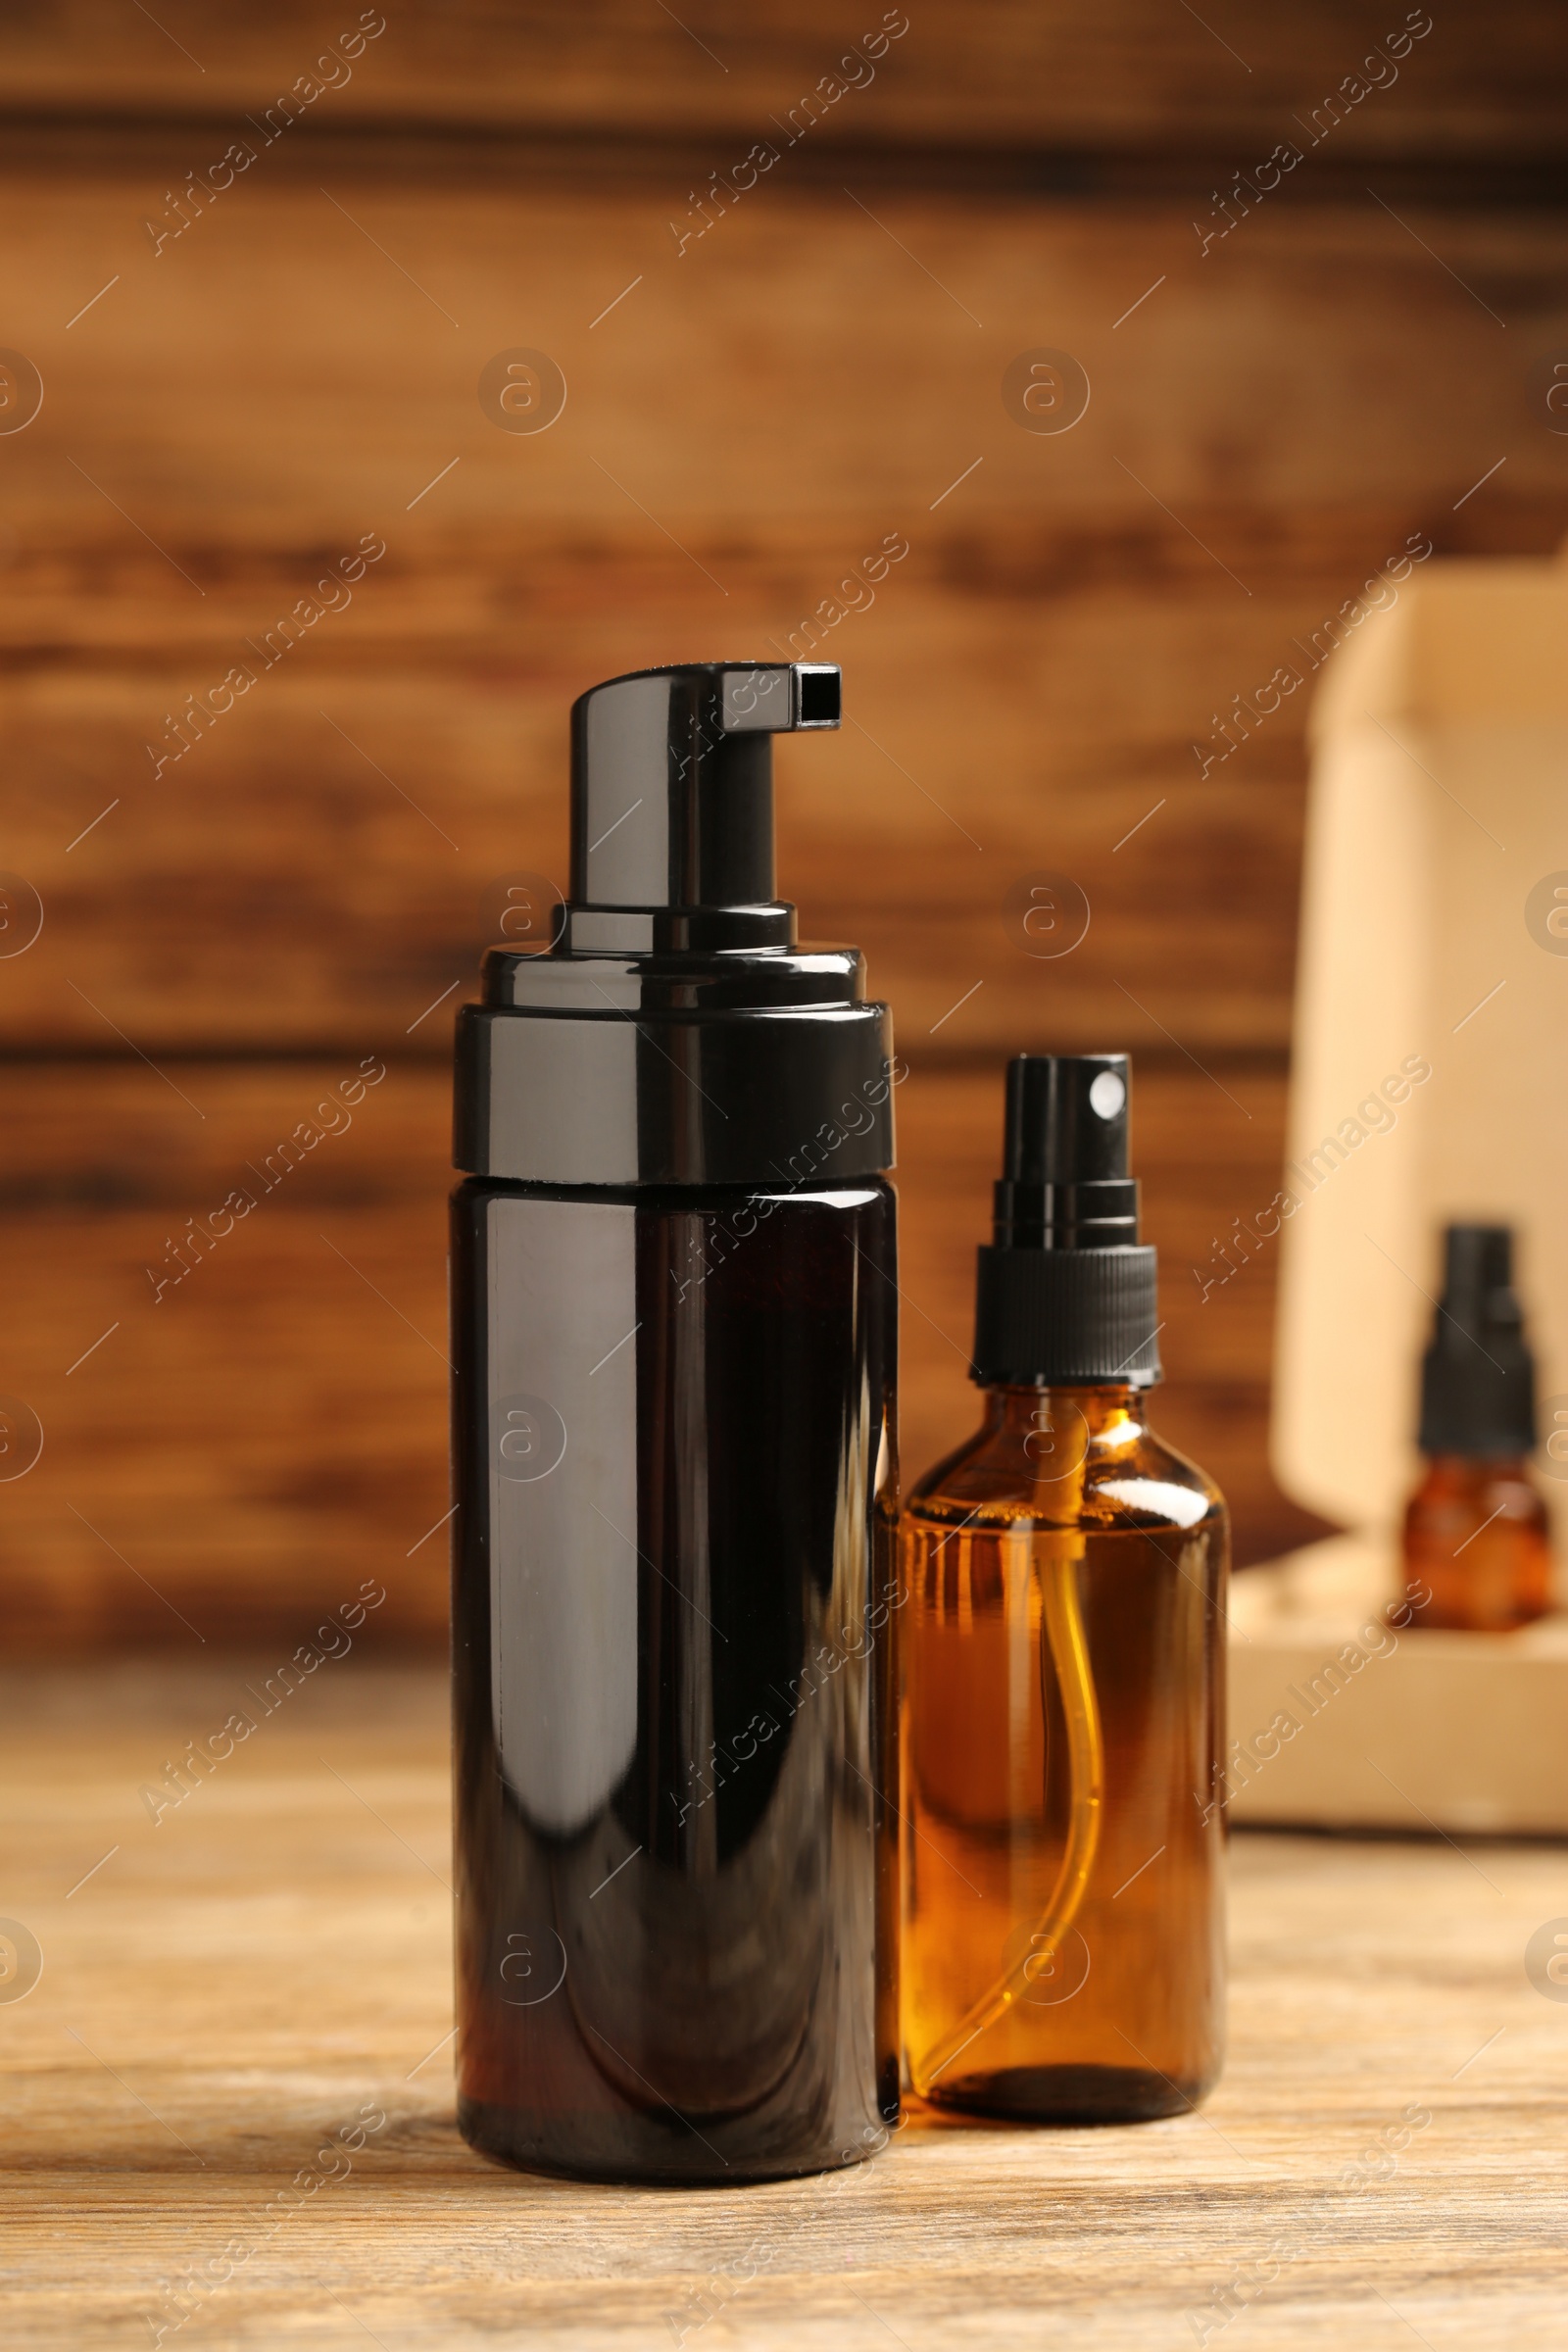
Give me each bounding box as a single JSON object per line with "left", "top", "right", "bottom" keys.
{"left": 1, "top": 0, "right": 1564, "bottom": 1646}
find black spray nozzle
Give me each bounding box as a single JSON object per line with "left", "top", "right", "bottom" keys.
{"left": 994, "top": 1053, "right": 1139, "bottom": 1250}
{"left": 1419, "top": 1222, "right": 1536, "bottom": 1456}
{"left": 973, "top": 1052, "right": 1160, "bottom": 1389}
{"left": 1438, "top": 1225, "right": 1522, "bottom": 1335}
{"left": 569, "top": 662, "right": 840, "bottom": 916}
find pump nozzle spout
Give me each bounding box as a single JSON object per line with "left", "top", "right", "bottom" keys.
{"left": 569, "top": 662, "right": 840, "bottom": 915}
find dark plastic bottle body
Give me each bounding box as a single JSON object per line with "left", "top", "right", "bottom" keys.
{"left": 452, "top": 1174, "right": 900, "bottom": 2184}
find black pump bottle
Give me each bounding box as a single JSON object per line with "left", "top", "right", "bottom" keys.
{"left": 450, "top": 662, "right": 900, "bottom": 2183}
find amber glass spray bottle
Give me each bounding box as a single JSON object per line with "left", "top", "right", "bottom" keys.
{"left": 450, "top": 662, "right": 900, "bottom": 2185}
{"left": 1401, "top": 1224, "right": 1552, "bottom": 1631}
{"left": 901, "top": 1054, "right": 1227, "bottom": 2121}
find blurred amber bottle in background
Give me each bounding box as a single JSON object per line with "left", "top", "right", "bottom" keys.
{"left": 900, "top": 1055, "right": 1227, "bottom": 2122}
{"left": 1402, "top": 1225, "right": 1552, "bottom": 1632}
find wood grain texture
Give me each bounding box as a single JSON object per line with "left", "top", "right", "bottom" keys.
{"left": 0, "top": 0, "right": 1563, "bottom": 165}
{"left": 4, "top": 2, "right": 1563, "bottom": 1650}
{"left": 1, "top": 180, "right": 1564, "bottom": 1054}
{"left": 0, "top": 1059, "right": 1319, "bottom": 1652}
{"left": 0, "top": 1061, "right": 452, "bottom": 1650}
{"left": 5, "top": 183, "right": 1558, "bottom": 547}
{"left": 3, "top": 1660, "right": 1565, "bottom": 2349}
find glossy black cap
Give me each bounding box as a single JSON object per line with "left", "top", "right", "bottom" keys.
{"left": 455, "top": 662, "right": 896, "bottom": 1189}
{"left": 1418, "top": 1223, "right": 1536, "bottom": 1456}
{"left": 972, "top": 1054, "right": 1161, "bottom": 1387}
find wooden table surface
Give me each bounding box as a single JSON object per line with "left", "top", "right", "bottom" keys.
{"left": 5, "top": 1659, "right": 1565, "bottom": 2349}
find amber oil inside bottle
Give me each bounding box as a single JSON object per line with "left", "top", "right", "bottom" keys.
{"left": 901, "top": 1380, "right": 1226, "bottom": 2122}
{"left": 1402, "top": 1454, "right": 1552, "bottom": 1631}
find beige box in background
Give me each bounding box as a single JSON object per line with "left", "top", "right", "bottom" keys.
{"left": 1229, "top": 553, "right": 1568, "bottom": 1833}
{"left": 1229, "top": 1536, "right": 1568, "bottom": 1833}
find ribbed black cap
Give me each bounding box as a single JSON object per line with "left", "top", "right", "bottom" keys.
{"left": 1418, "top": 1224, "right": 1536, "bottom": 1456}
{"left": 971, "top": 1054, "right": 1161, "bottom": 1388}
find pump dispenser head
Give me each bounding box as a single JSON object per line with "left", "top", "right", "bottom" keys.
{"left": 972, "top": 1053, "right": 1161, "bottom": 1387}
{"left": 570, "top": 662, "right": 839, "bottom": 945}
{"left": 454, "top": 661, "right": 896, "bottom": 1189}
{"left": 1418, "top": 1223, "right": 1537, "bottom": 1456}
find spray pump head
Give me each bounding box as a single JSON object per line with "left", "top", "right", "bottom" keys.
{"left": 972, "top": 1053, "right": 1161, "bottom": 1388}
{"left": 1418, "top": 1223, "right": 1537, "bottom": 1456}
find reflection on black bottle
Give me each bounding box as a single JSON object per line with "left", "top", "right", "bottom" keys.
{"left": 452, "top": 1178, "right": 898, "bottom": 2183}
